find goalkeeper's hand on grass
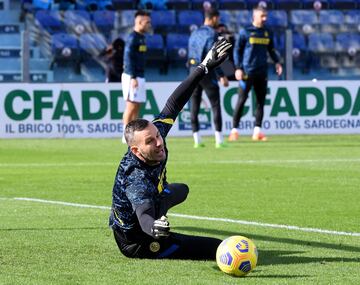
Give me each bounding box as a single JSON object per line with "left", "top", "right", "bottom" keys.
{"left": 199, "top": 38, "right": 232, "bottom": 73}
{"left": 151, "top": 216, "right": 170, "bottom": 239}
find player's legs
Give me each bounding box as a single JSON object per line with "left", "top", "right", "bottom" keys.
{"left": 202, "top": 79, "right": 222, "bottom": 132}
{"left": 190, "top": 85, "right": 204, "bottom": 147}
{"left": 252, "top": 75, "right": 268, "bottom": 141}
{"left": 190, "top": 85, "right": 203, "bottom": 133}
{"left": 160, "top": 232, "right": 222, "bottom": 260}
{"left": 200, "top": 75, "right": 224, "bottom": 147}
{"left": 232, "top": 79, "right": 252, "bottom": 129}
{"left": 123, "top": 101, "right": 141, "bottom": 127}
{"left": 114, "top": 229, "right": 221, "bottom": 260}
{"left": 121, "top": 74, "right": 146, "bottom": 143}
{"left": 229, "top": 79, "right": 252, "bottom": 141}
{"left": 158, "top": 183, "right": 189, "bottom": 217}
{"left": 253, "top": 76, "right": 267, "bottom": 127}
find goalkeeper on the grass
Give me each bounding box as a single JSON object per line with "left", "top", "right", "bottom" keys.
{"left": 109, "top": 38, "right": 232, "bottom": 259}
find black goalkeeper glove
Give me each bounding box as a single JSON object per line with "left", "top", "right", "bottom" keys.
{"left": 151, "top": 216, "right": 170, "bottom": 239}
{"left": 199, "top": 37, "right": 232, "bottom": 74}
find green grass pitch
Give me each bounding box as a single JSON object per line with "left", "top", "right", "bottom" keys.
{"left": 1, "top": 135, "right": 359, "bottom": 284}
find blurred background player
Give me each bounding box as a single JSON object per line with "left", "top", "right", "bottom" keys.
{"left": 188, "top": 8, "right": 229, "bottom": 148}
{"left": 99, "top": 37, "right": 125, "bottom": 83}
{"left": 121, "top": 10, "right": 151, "bottom": 144}
{"left": 229, "top": 5, "right": 282, "bottom": 142}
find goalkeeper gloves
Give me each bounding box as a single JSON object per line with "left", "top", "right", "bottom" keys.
{"left": 199, "top": 38, "right": 232, "bottom": 74}
{"left": 151, "top": 216, "right": 170, "bottom": 239}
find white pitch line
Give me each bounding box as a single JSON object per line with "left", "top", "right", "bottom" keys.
{"left": 0, "top": 162, "right": 115, "bottom": 168}
{"left": 11, "top": 197, "right": 360, "bottom": 237}
{"left": 1, "top": 158, "right": 360, "bottom": 168}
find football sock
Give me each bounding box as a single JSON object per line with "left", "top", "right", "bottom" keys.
{"left": 215, "top": 131, "right": 223, "bottom": 144}
{"left": 193, "top": 132, "right": 201, "bottom": 144}
{"left": 253, "top": 126, "right": 261, "bottom": 135}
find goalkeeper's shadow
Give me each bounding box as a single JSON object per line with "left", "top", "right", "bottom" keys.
{"left": 173, "top": 226, "right": 360, "bottom": 254}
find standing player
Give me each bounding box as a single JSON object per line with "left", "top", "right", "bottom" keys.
{"left": 121, "top": 10, "right": 151, "bottom": 143}
{"left": 188, "top": 8, "right": 229, "bottom": 148}
{"left": 100, "top": 37, "right": 125, "bottom": 83}
{"left": 109, "top": 39, "right": 232, "bottom": 259}
{"left": 229, "top": 6, "right": 282, "bottom": 142}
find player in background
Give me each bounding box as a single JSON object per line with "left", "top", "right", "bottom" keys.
{"left": 121, "top": 10, "right": 151, "bottom": 143}
{"left": 229, "top": 5, "right": 282, "bottom": 142}
{"left": 100, "top": 37, "right": 125, "bottom": 83}
{"left": 109, "top": 39, "right": 232, "bottom": 259}
{"left": 188, "top": 8, "right": 229, "bottom": 148}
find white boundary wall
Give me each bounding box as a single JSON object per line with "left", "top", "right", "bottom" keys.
{"left": 1, "top": 80, "right": 359, "bottom": 138}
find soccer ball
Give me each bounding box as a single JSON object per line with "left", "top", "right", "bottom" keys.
{"left": 216, "top": 235, "right": 258, "bottom": 277}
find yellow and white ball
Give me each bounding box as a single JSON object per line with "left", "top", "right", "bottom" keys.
{"left": 216, "top": 235, "right": 258, "bottom": 277}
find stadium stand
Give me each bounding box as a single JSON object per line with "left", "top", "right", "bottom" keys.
{"left": 150, "top": 10, "right": 176, "bottom": 34}
{"left": 0, "top": 0, "right": 359, "bottom": 82}
{"left": 218, "top": 0, "right": 246, "bottom": 10}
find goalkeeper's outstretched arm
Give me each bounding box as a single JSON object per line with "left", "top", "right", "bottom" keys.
{"left": 161, "top": 38, "right": 232, "bottom": 121}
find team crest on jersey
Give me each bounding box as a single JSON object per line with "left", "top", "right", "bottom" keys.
{"left": 139, "top": 45, "right": 147, "bottom": 52}
{"left": 150, "top": 241, "right": 160, "bottom": 252}
{"left": 264, "top": 31, "right": 269, "bottom": 37}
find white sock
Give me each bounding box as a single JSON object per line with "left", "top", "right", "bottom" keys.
{"left": 122, "top": 134, "right": 127, "bottom": 144}
{"left": 253, "top": 126, "right": 261, "bottom": 135}
{"left": 231, "top": 128, "right": 239, "bottom": 134}
{"left": 215, "top": 131, "right": 223, "bottom": 144}
{"left": 193, "top": 132, "right": 201, "bottom": 144}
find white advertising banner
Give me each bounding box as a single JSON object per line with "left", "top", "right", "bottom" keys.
{"left": 1, "top": 81, "right": 359, "bottom": 138}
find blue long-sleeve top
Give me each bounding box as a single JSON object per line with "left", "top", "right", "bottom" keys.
{"left": 123, "top": 31, "right": 146, "bottom": 78}
{"left": 188, "top": 25, "right": 224, "bottom": 78}
{"left": 233, "top": 25, "right": 280, "bottom": 76}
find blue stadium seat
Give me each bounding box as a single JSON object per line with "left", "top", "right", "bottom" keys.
{"left": 139, "top": 0, "right": 168, "bottom": 9}
{"left": 344, "top": 10, "right": 360, "bottom": 25}
{"left": 93, "top": 10, "right": 115, "bottom": 37}
{"left": 191, "top": 0, "right": 218, "bottom": 9}
{"left": 235, "top": 10, "right": 252, "bottom": 27}
{"left": 51, "top": 33, "right": 79, "bottom": 63}
{"left": 79, "top": 33, "right": 108, "bottom": 55}
{"left": 276, "top": 0, "right": 302, "bottom": 10}
{"left": 77, "top": 0, "right": 113, "bottom": 10}
{"left": 166, "top": 0, "right": 190, "bottom": 9}
{"left": 35, "top": 10, "right": 63, "bottom": 33}
{"left": 329, "top": 0, "right": 357, "bottom": 9}
{"left": 302, "top": 0, "right": 329, "bottom": 9}
{"left": 52, "top": 0, "right": 76, "bottom": 10}
{"left": 267, "top": 10, "right": 288, "bottom": 29}
{"left": 64, "top": 10, "right": 91, "bottom": 34}
{"left": 151, "top": 10, "right": 176, "bottom": 33}
{"left": 166, "top": 33, "right": 189, "bottom": 63}
{"left": 275, "top": 33, "right": 307, "bottom": 53}
{"left": 290, "top": 10, "right": 318, "bottom": 26}
{"left": 335, "top": 33, "right": 360, "bottom": 53}
{"left": 290, "top": 10, "right": 318, "bottom": 34}
{"left": 319, "top": 10, "right": 344, "bottom": 33}
{"left": 219, "top": 0, "right": 246, "bottom": 9}
{"left": 293, "top": 33, "right": 307, "bottom": 51}
{"left": 33, "top": 0, "right": 53, "bottom": 10}
{"left": 319, "top": 10, "right": 344, "bottom": 25}
{"left": 308, "top": 32, "right": 334, "bottom": 53}
{"left": 246, "top": 0, "right": 274, "bottom": 9}
{"left": 177, "top": 10, "right": 203, "bottom": 32}
{"left": 112, "top": 0, "right": 135, "bottom": 10}
{"left": 119, "top": 10, "right": 136, "bottom": 28}
{"left": 146, "top": 34, "right": 165, "bottom": 61}
{"left": 219, "top": 10, "right": 232, "bottom": 27}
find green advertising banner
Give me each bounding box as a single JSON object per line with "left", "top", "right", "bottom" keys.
{"left": 1, "top": 81, "right": 359, "bottom": 138}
